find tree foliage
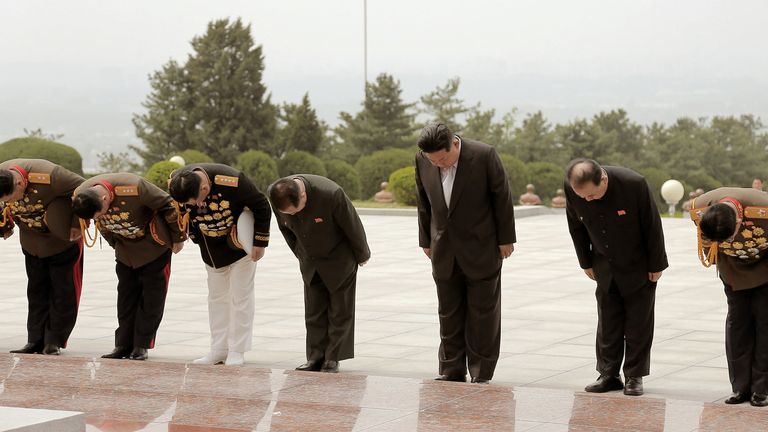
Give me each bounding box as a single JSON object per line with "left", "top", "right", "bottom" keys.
{"left": 133, "top": 18, "right": 276, "bottom": 168}
{"left": 354, "top": 148, "right": 414, "bottom": 199}
{"left": 0, "top": 137, "right": 83, "bottom": 175}
{"left": 235, "top": 150, "right": 278, "bottom": 192}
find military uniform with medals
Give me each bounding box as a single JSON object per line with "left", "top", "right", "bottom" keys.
{"left": 177, "top": 163, "right": 271, "bottom": 357}
{"left": 0, "top": 159, "right": 85, "bottom": 351}
{"left": 75, "top": 173, "right": 185, "bottom": 352}
{"left": 691, "top": 187, "right": 768, "bottom": 398}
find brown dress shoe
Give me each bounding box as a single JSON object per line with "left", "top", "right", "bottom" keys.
{"left": 724, "top": 392, "right": 750, "bottom": 404}
{"left": 102, "top": 346, "right": 131, "bottom": 359}
{"left": 295, "top": 359, "right": 323, "bottom": 371}
{"left": 321, "top": 360, "right": 339, "bottom": 373}
{"left": 585, "top": 375, "right": 624, "bottom": 393}
{"left": 10, "top": 342, "right": 43, "bottom": 354}
{"left": 42, "top": 344, "right": 61, "bottom": 355}
{"left": 130, "top": 347, "right": 148, "bottom": 361}
{"left": 623, "top": 377, "right": 643, "bottom": 396}
{"left": 434, "top": 375, "right": 467, "bottom": 382}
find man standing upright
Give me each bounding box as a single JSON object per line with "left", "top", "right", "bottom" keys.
{"left": 415, "top": 122, "right": 516, "bottom": 384}
{"left": 72, "top": 173, "right": 186, "bottom": 361}
{"left": 0, "top": 159, "right": 85, "bottom": 355}
{"left": 169, "top": 163, "right": 271, "bottom": 366}
{"left": 269, "top": 174, "right": 370, "bottom": 373}
{"left": 564, "top": 158, "right": 668, "bottom": 396}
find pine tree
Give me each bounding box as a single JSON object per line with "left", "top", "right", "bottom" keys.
{"left": 132, "top": 18, "right": 276, "bottom": 167}
{"left": 419, "top": 77, "right": 473, "bottom": 132}
{"left": 270, "top": 93, "right": 324, "bottom": 157}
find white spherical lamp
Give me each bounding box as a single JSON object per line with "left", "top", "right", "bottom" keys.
{"left": 169, "top": 155, "right": 186, "bottom": 166}
{"left": 660, "top": 179, "right": 685, "bottom": 216}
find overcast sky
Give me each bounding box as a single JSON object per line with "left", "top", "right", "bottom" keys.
{"left": 2, "top": 0, "right": 767, "bottom": 167}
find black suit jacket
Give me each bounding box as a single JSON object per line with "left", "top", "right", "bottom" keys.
{"left": 416, "top": 137, "right": 516, "bottom": 280}
{"left": 565, "top": 166, "right": 668, "bottom": 293}
{"left": 272, "top": 175, "right": 370, "bottom": 290}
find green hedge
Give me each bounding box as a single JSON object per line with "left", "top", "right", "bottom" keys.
{"left": 354, "top": 148, "right": 413, "bottom": 199}
{"left": 325, "top": 159, "right": 361, "bottom": 200}
{"left": 388, "top": 166, "right": 417, "bottom": 206}
{"left": 0, "top": 137, "right": 83, "bottom": 175}
{"left": 499, "top": 154, "right": 529, "bottom": 199}
{"left": 525, "top": 161, "right": 564, "bottom": 200}
{"left": 278, "top": 151, "right": 326, "bottom": 177}
{"left": 235, "top": 150, "right": 279, "bottom": 192}
{"left": 146, "top": 161, "right": 182, "bottom": 192}
{"left": 178, "top": 149, "right": 214, "bottom": 164}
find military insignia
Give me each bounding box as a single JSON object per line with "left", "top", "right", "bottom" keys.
{"left": 214, "top": 175, "right": 238, "bottom": 187}
{"left": 120, "top": 212, "right": 130, "bottom": 220}
{"left": 114, "top": 186, "right": 138, "bottom": 196}
{"left": 745, "top": 207, "right": 768, "bottom": 219}
{"left": 220, "top": 201, "right": 230, "bottom": 209}
{"left": 209, "top": 202, "right": 219, "bottom": 211}
{"left": 28, "top": 172, "right": 51, "bottom": 184}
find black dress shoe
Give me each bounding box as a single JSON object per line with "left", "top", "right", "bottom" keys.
{"left": 101, "top": 346, "right": 131, "bottom": 359}
{"left": 321, "top": 360, "right": 339, "bottom": 373}
{"left": 129, "top": 347, "right": 148, "bottom": 361}
{"left": 471, "top": 377, "right": 490, "bottom": 384}
{"left": 623, "top": 376, "right": 643, "bottom": 396}
{"left": 434, "top": 375, "right": 467, "bottom": 382}
{"left": 750, "top": 393, "right": 768, "bottom": 407}
{"left": 295, "top": 359, "right": 323, "bottom": 371}
{"left": 585, "top": 375, "right": 624, "bottom": 393}
{"left": 10, "top": 342, "right": 43, "bottom": 354}
{"left": 724, "top": 392, "right": 750, "bottom": 404}
{"left": 42, "top": 344, "right": 61, "bottom": 355}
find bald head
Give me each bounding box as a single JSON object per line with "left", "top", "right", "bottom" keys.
{"left": 566, "top": 158, "right": 608, "bottom": 201}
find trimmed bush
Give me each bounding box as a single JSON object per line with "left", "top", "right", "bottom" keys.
{"left": 178, "top": 149, "right": 214, "bottom": 164}
{"left": 499, "top": 154, "right": 529, "bottom": 199}
{"left": 278, "top": 151, "right": 326, "bottom": 177}
{"left": 389, "top": 166, "right": 417, "bottom": 206}
{"left": 638, "top": 167, "right": 671, "bottom": 209}
{"left": 0, "top": 137, "right": 83, "bottom": 175}
{"left": 325, "top": 159, "right": 361, "bottom": 200}
{"left": 354, "top": 148, "right": 413, "bottom": 199}
{"left": 146, "top": 161, "right": 182, "bottom": 192}
{"left": 235, "top": 150, "right": 279, "bottom": 192}
{"left": 525, "top": 161, "right": 564, "bottom": 200}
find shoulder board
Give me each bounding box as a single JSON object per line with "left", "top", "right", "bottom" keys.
{"left": 690, "top": 207, "right": 707, "bottom": 222}
{"left": 744, "top": 206, "right": 768, "bottom": 219}
{"left": 115, "top": 185, "right": 139, "bottom": 196}
{"left": 214, "top": 175, "right": 239, "bottom": 187}
{"left": 28, "top": 172, "right": 51, "bottom": 185}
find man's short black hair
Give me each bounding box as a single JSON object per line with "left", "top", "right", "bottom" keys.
{"left": 168, "top": 168, "right": 202, "bottom": 203}
{"left": 268, "top": 177, "right": 300, "bottom": 211}
{"left": 0, "top": 169, "right": 14, "bottom": 198}
{"left": 417, "top": 122, "right": 454, "bottom": 153}
{"left": 566, "top": 158, "right": 603, "bottom": 188}
{"left": 700, "top": 203, "right": 737, "bottom": 242}
{"left": 72, "top": 188, "right": 102, "bottom": 219}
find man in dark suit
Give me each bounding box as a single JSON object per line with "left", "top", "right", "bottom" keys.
{"left": 565, "top": 158, "right": 668, "bottom": 396}
{"left": 415, "top": 122, "right": 516, "bottom": 384}
{"left": 269, "top": 175, "right": 370, "bottom": 373}
{"left": 691, "top": 187, "right": 768, "bottom": 407}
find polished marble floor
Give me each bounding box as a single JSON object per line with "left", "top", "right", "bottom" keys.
{"left": 1, "top": 353, "right": 766, "bottom": 432}
{"left": 0, "top": 212, "right": 765, "bottom": 430}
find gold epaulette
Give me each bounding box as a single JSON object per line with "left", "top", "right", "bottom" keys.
{"left": 690, "top": 207, "right": 706, "bottom": 222}
{"left": 214, "top": 175, "right": 239, "bottom": 187}
{"left": 115, "top": 186, "right": 138, "bottom": 196}
{"left": 744, "top": 207, "right": 768, "bottom": 219}
{"left": 28, "top": 172, "right": 51, "bottom": 185}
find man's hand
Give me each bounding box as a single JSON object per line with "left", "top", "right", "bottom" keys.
{"left": 499, "top": 243, "right": 514, "bottom": 259}
{"left": 648, "top": 271, "right": 663, "bottom": 282}
{"left": 422, "top": 248, "right": 431, "bottom": 259}
{"left": 69, "top": 228, "right": 82, "bottom": 241}
{"left": 172, "top": 242, "right": 184, "bottom": 254}
{"left": 3, "top": 229, "right": 13, "bottom": 240}
{"left": 251, "top": 246, "right": 266, "bottom": 262}
{"left": 583, "top": 268, "right": 596, "bottom": 280}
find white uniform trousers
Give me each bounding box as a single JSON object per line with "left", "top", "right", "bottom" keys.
{"left": 204, "top": 255, "right": 256, "bottom": 353}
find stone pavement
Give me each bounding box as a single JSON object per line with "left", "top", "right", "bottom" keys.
{"left": 0, "top": 211, "right": 763, "bottom": 430}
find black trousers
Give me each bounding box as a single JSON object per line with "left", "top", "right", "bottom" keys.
{"left": 23, "top": 242, "right": 83, "bottom": 347}
{"left": 114, "top": 250, "right": 172, "bottom": 349}
{"left": 724, "top": 283, "right": 768, "bottom": 394}
{"left": 435, "top": 262, "right": 501, "bottom": 380}
{"left": 304, "top": 269, "right": 357, "bottom": 362}
{"left": 595, "top": 279, "right": 656, "bottom": 377}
